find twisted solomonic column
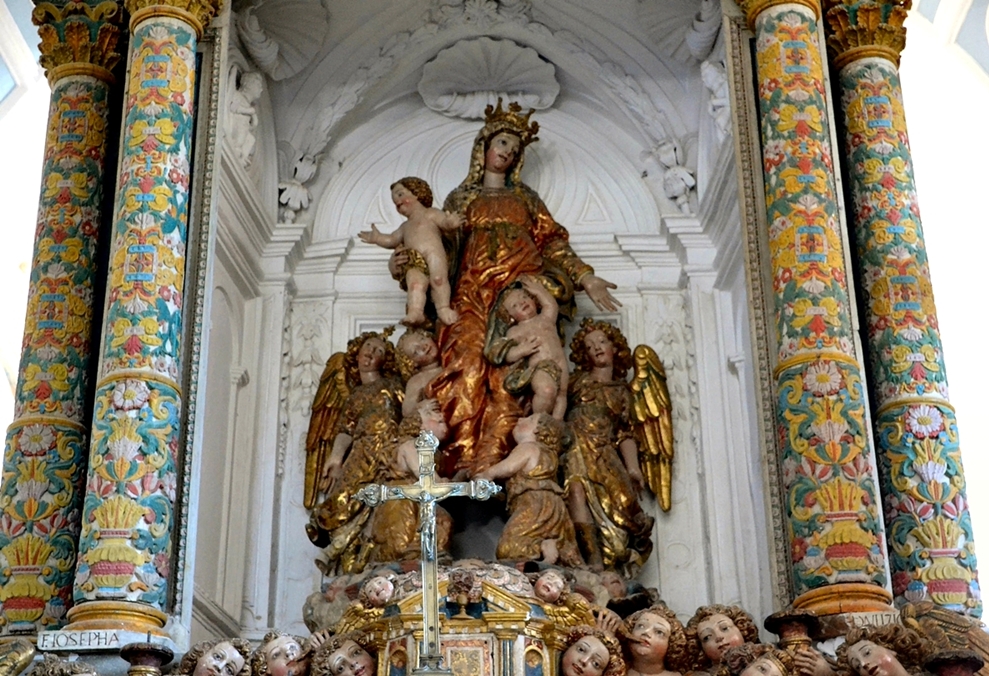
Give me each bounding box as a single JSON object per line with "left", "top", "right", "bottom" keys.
{"left": 63, "top": 0, "right": 220, "bottom": 634}
{"left": 0, "top": 0, "right": 122, "bottom": 635}
{"left": 824, "top": 0, "right": 981, "bottom": 616}
{"left": 736, "top": 0, "right": 894, "bottom": 614}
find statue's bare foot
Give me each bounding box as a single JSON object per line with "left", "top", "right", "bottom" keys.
{"left": 402, "top": 311, "right": 428, "bottom": 327}
{"left": 540, "top": 539, "right": 559, "bottom": 566}
{"left": 436, "top": 306, "right": 459, "bottom": 324}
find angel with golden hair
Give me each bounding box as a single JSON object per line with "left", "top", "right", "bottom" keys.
{"left": 304, "top": 328, "right": 403, "bottom": 574}
{"left": 565, "top": 319, "right": 674, "bottom": 576}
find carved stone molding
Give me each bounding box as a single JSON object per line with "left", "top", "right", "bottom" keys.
{"left": 823, "top": 0, "right": 909, "bottom": 68}
{"left": 235, "top": 0, "right": 329, "bottom": 81}
{"left": 33, "top": 1, "right": 123, "bottom": 83}
{"left": 418, "top": 37, "right": 559, "bottom": 119}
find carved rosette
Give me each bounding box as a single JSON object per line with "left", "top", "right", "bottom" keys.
{"left": 70, "top": 0, "right": 216, "bottom": 620}
{"left": 823, "top": 0, "right": 909, "bottom": 68}
{"left": 836, "top": 55, "right": 981, "bottom": 615}
{"left": 33, "top": 1, "right": 123, "bottom": 83}
{"left": 747, "top": 2, "right": 892, "bottom": 611}
{"left": 0, "top": 59, "right": 115, "bottom": 635}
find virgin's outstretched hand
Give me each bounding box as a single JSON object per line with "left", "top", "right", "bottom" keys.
{"left": 581, "top": 274, "right": 621, "bottom": 312}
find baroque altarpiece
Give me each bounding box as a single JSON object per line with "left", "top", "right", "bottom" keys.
{"left": 0, "top": 0, "right": 983, "bottom": 675}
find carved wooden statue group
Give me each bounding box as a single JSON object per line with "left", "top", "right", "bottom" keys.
{"left": 302, "top": 100, "right": 676, "bottom": 580}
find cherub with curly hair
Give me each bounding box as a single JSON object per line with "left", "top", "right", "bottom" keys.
{"left": 311, "top": 632, "right": 377, "bottom": 676}
{"left": 174, "top": 639, "right": 252, "bottom": 676}
{"left": 306, "top": 329, "right": 404, "bottom": 573}
{"left": 716, "top": 644, "right": 795, "bottom": 676}
{"left": 564, "top": 318, "right": 654, "bottom": 573}
{"left": 359, "top": 177, "right": 464, "bottom": 326}
{"left": 836, "top": 625, "right": 932, "bottom": 676}
{"left": 562, "top": 625, "right": 628, "bottom": 676}
{"left": 396, "top": 328, "right": 442, "bottom": 417}
{"left": 685, "top": 605, "right": 760, "bottom": 671}
{"left": 623, "top": 604, "right": 691, "bottom": 676}
{"left": 252, "top": 631, "right": 332, "bottom": 676}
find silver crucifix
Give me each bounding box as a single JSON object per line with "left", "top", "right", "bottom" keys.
{"left": 354, "top": 430, "right": 501, "bottom": 675}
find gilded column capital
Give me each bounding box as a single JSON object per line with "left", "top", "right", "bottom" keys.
{"left": 123, "top": 0, "right": 221, "bottom": 37}
{"left": 735, "top": 0, "right": 821, "bottom": 29}
{"left": 823, "top": 0, "right": 910, "bottom": 68}
{"left": 33, "top": 1, "right": 123, "bottom": 84}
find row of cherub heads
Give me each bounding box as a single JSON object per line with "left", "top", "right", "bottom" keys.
{"left": 160, "top": 603, "right": 941, "bottom": 676}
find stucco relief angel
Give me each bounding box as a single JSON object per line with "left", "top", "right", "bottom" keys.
{"left": 303, "top": 329, "right": 404, "bottom": 574}
{"left": 564, "top": 319, "right": 674, "bottom": 575}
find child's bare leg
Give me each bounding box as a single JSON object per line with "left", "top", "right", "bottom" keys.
{"left": 404, "top": 269, "right": 429, "bottom": 326}
{"left": 552, "top": 391, "right": 568, "bottom": 420}
{"left": 540, "top": 539, "right": 559, "bottom": 565}
{"left": 424, "top": 249, "right": 458, "bottom": 324}
{"left": 530, "top": 369, "right": 559, "bottom": 416}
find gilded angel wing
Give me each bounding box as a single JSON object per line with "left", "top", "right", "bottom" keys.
{"left": 901, "top": 601, "right": 989, "bottom": 675}
{"left": 304, "top": 352, "right": 349, "bottom": 509}
{"left": 630, "top": 344, "right": 675, "bottom": 512}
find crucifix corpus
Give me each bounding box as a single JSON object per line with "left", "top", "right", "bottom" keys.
{"left": 354, "top": 430, "right": 502, "bottom": 676}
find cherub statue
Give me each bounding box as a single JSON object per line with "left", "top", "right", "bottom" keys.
{"left": 476, "top": 413, "right": 582, "bottom": 566}
{"left": 717, "top": 644, "right": 795, "bottom": 676}
{"left": 173, "top": 639, "right": 252, "bottom": 676}
{"left": 565, "top": 319, "right": 673, "bottom": 574}
{"left": 311, "top": 633, "right": 377, "bottom": 676}
{"left": 487, "top": 275, "right": 568, "bottom": 419}
{"left": 836, "top": 625, "right": 932, "bottom": 676}
{"left": 359, "top": 177, "right": 464, "bottom": 326}
{"left": 396, "top": 328, "right": 442, "bottom": 417}
{"left": 561, "top": 626, "right": 627, "bottom": 676}
{"left": 304, "top": 329, "right": 404, "bottom": 574}
{"left": 367, "top": 400, "right": 453, "bottom": 563}
{"left": 685, "top": 605, "right": 760, "bottom": 672}
{"left": 251, "top": 631, "right": 332, "bottom": 676}
{"left": 226, "top": 66, "right": 263, "bottom": 167}
{"left": 624, "top": 604, "right": 691, "bottom": 676}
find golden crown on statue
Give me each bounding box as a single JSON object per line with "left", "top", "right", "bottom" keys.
{"left": 482, "top": 98, "right": 540, "bottom": 146}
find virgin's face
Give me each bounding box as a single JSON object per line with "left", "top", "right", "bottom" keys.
{"left": 325, "top": 640, "right": 375, "bottom": 676}
{"left": 263, "top": 636, "right": 306, "bottom": 676}
{"left": 629, "top": 612, "right": 671, "bottom": 664}
{"left": 357, "top": 337, "right": 386, "bottom": 374}
{"left": 485, "top": 132, "right": 521, "bottom": 174}
{"left": 583, "top": 330, "right": 615, "bottom": 369}
{"left": 740, "top": 657, "right": 784, "bottom": 676}
{"left": 846, "top": 641, "right": 909, "bottom": 676}
{"left": 562, "top": 635, "right": 610, "bottom": 676}
{"left": 696, "top": 613, "right": 744, "bottom": 663}
{"left": 194, "top": 642, "right": 245, "bottom": 676}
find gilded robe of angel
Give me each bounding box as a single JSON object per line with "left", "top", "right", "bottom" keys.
{"left": 419, "top": 100, "right": 621, "bottom": 477}
{"left": 565, "top": 319, "right": 674, "bottom": 576}
{"left": 306, "top": 332, "right": 403, "bottom": 574}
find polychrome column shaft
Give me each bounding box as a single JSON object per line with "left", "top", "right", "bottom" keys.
{"left": 741, "top": 0, "right": 892, "bottom": 611}
{"left": 0, "top": 3, "right": 121, "bottom": 635}
{"left": 71, "top": 1, "right": 214, "bottom": 620}
{"left": 832, "top": 33, "right": 981, "bottom": 614}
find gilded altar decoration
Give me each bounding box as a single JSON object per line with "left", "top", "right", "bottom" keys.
{"left": 825, "top": 0, "right": 980, "bottom": 616}
{"left": 0, "top": 15, "right": 115, "bottom": 630}
{"left": 748, "top": 2, "right": 889, "bottom": 605}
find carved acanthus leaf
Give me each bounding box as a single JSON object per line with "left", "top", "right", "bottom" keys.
{"left": 823, "top": 0, "right": 909, "bottom": 67}
{"left": 33, "top": 1, "right": 123, "bottom": 80}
